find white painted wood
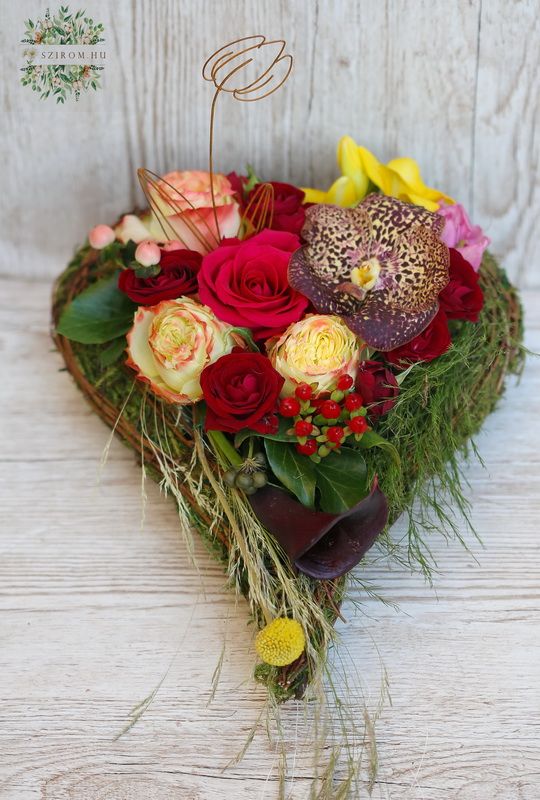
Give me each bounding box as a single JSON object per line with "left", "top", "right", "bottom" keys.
{"left": 1, "top": 278, "right": 539, "bottom": 799}
{"left": 1, "top": 0, "right": 538, "bottom": 285}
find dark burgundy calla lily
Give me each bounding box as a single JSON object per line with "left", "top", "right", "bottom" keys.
{"left": 249, "top": 479, "right": 388, "bottom": 579}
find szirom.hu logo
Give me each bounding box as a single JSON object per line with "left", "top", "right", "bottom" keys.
{"left": 20, "top": 6, "right": 106, "bottom": 103}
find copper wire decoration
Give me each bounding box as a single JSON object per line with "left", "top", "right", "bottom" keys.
{"left": 202, "top": 35, "right": 293, "bottom": 237}
{"left": 136, "top": 168, "right": 221, "bottom": 254}
{"left": 136, "top": 36, "right": 292, "bottom": 250}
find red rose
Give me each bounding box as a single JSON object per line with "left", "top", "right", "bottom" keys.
{"left": 197, "top": 229, "right": 308, "bottom": 340}
{"left": 439, "top": 248, "right": 484, "bottom": 322}
{"left": 247, "top": 181, "right": 307, "bottom": 235}
{"left": 118, "top": 249, "right": 202, "bottom": 305}
{"left": 355, "top": 360, "right": 399, "bottom": 418}
{"left": 386, "top": 310, "right": 451, "bottom": 366}
{"left": 201, "top": 352, "right": 284, "bottom": 434}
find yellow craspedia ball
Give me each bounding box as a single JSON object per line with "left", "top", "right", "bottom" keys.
{"left": 255, "top": 617, "right": 306, "bottom": 667}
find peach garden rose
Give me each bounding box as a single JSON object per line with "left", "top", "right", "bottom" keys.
{"left": 126, "top": 297, "right": 246, "bottom": 404}
{"left": 267, "top": 314, "right": 362, "bottom": 397}
{"left": 114, "top": 171, "right": 241, "bottom": 254}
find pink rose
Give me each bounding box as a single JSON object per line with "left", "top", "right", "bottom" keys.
{"left": 197, "top": 230, "right": 308, "bottom": 340}
{"left": 437, "top": 202, "right": 490, "bottom": 271}
{"left": 150, "top": 170, "right": 241, "bottom": 254}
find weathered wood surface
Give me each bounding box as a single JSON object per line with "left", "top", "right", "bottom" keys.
{"left": 1, "top": 0, "right": 539, "bottom": 285}
{"left": 1, "top": 278, "right": 539, "bottom": 799}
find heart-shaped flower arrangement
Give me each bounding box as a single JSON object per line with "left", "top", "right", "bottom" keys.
{"left": 51, "top": 41, "right": 524, "bottom": 772}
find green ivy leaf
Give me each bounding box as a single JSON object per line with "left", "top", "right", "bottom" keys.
{"left": 314, "top": 448, "right": 368, "bottom": 513}
{"left": 99, "top": 335, "right": 127, "bottom": 367}
{"left": 56, "top": 272, "right": 137, "bottom": 343}
{"left": 264, "top": 440, "right": 316, "bottom": 509}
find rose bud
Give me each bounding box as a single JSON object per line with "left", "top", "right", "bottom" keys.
{"left": 88, "top": 224, "right": 115, "bottom": 250}
{"left": 135, "top": 240, "right": 162, "bottom": 267}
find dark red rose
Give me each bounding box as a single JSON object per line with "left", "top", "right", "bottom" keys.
{"left": 201, "top": 352, "right": 284, "bottom": 434}
{"left": 226, "top": 171, "right": 247, "bottom": 205}
{"left": 385, "top": 310, "right": 451, "bottom": 366}
{"left": 439, "top": 248, "right": 484, "bottom": 322}
{"left": 247, "top": 181, "right": 307, "bottom": 235}
{"left": 197, "top": 229, "right": 308, "bottom": 340}
{"left": 355, "top": 360, "right": 399, "bottom": 418}
{"left": 118, "top": 248, "right": 202, "bottom": 305}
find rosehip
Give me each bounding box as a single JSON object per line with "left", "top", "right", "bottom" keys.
{"left": 294, "top": 420, "right": 313, "bottom": 437}
{"left": 296, "top": 439, "right": 317, "bottom": 456}
{"left": 295, "top": 383, "right": 313, "bottom": 401}
{"left": 326, "top": 426, "right": 345, "bottom": 443}
{"left": 345, "top": 392, "right": 363, "bottom": 411}
{"left": 88, "top": 224, "right": 115, "bottom": 250}
{"left": 319, "top": 400, "right": 341, "bottom": 419}
{"left": 337, "top": 374, "right": 354, "bottom": 390}
{"left": 349, "top": 415, "right": 368, "bottom": 434}
{"left": 135, "top": 240, "right": 161, "bottom": 267}
{"left": 279, "top": 397, "right": 301, "bottom": 417}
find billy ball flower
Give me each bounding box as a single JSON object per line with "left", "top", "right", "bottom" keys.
{"left": 126, "top": 298, "right": 247, "bottom": 404}
{"left": 255, "top": 617, "right": 305, "bottom": 667}
{"left": 267, "top": 314, "right": 362, "bottom": 396}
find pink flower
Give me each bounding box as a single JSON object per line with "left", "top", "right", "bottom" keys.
{"left": 437, "top": 202, "right": 490, "bottom": 271}
{"left": 150, "top": 170, "right": 241, "bottom": 254}
{"left": 88, "top": 224, "right": 115, "bottom": 250}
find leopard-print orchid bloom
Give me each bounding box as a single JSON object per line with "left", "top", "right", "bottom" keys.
{"left": 288, "top": 194, "right": 450, "bottom": 351}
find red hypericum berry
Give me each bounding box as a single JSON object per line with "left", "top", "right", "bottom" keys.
{"left": 337, "top": 374, "right": 354, "bottom": 391}
{"left": 296, "top": 439, "right": 317, "bottom": 456}
{"left": 294, "top": 420, "right": 313, "bottom": 437}
{"left": 349, "top": 415, "right": 369, "bottom": 434}
{"left": 295, "top": 383, "right": 313, "bottom": 401}
{"left": 279, "top": 397, "right": 301, "bottom": 417}
{"left": 319, "top": 400, "right": 341, "bottom": 419}
{"left": 326, "top": 426, "right": 345, "bottom": 443}
{"left": 345, "top": 392, "right": 363, "bottom": 411}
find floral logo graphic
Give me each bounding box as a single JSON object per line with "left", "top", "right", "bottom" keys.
{"left": 20, "top": 6, "right": 105, "bottom": 103}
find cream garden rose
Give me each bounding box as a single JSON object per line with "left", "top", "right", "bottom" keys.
{"left": 126, "top": 298, "right": 246, "bottom": 404}
{"left": 267, "top": 314, "right": 362, "bottom": 396}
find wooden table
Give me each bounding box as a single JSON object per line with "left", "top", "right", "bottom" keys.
{"left": 1, "top": 278, "right": 539, "bottom": 799}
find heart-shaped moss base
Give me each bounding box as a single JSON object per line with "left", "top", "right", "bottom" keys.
{"left": 52, "top": 246, "right": 523, "bottom": 701}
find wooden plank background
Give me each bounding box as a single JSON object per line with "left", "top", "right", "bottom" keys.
{"left": 1, "top": 1, "right": 540, "bottom": 798}
{"left": 1, "top": 281, "right": 539, "bottom": 798}
{"left": 1, "top": 0, "right": 539, "bottom": 284}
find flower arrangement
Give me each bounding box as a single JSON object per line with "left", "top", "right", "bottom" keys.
{"left": 51, "top": 35, "right": 523, "bottom": 787}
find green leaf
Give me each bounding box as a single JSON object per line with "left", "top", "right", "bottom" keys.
{"left": 134, "top": 263, "right": 160, "bottom": 279}
{"left": 355, "top": 429, "right": 401, "bottom": 467}
{"left": 264, "top": 440, "right": 316, "bottom": 509}
{"left": 229, "top": 326, "right": 259, "bottom": 352}
{"left": 244, "top": 164, "right": 261, "bottom": 193}
{"left": 314, "top": 447, "right": 368, "bottom": 514}
{"left": 56, "top": 272, "right": 137, "bottom": 343}
{"left": 99, "top": 336, "right": 127, "bottom": 367}
{"left": 234, "top": 417, "right": 295, "bottom": 449}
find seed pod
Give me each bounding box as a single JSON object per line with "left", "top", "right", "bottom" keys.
{"left": 253, "top": 472, "right": 268, "bottom": 488}
{"left": 224, "top": 468, "right": 238, "bottom": 487}
{"left": 236, "top": 473, "right": 254, "bottom": 490}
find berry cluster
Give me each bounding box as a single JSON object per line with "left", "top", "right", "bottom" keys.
{"left": 278, "top": 375, "right": 369, "bottom": 462}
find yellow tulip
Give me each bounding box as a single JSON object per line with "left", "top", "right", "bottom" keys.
{"left": 303, "top": 135, "right": 454, "bottom": 211}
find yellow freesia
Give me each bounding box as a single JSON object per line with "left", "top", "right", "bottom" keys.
{"left": 303, "top": 135, "right": 454, "bottom": 211}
